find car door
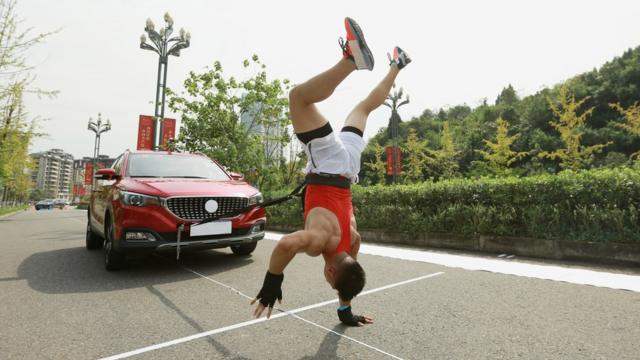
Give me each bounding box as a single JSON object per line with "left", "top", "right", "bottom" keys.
{"left": 90, "top": 155, "right": 122, "bottom": 235}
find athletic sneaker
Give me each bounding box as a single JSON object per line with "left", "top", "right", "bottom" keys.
{"left": 339, "top": 17, "right": 374, "bottom": 70}
{"left": 387, "top": 46, "right": 411, "bottom": 69}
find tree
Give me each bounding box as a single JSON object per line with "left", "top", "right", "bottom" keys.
{"left": 363, "top": 142, "right": 386, "bottom": 184}
{"left": 476, "top": 117, "right": 529, "bottom": 176}
{"left": 0, "top": 0, "right": 57, "bottom": 203}
{"left": 167, "top": 55, "right": 291, "bottom": 190}
{"left": 402, "top": 128, "right": 432, "bottom": 183}
{"left": 539, "top": 86, "right": 610, "bottom": 171}
{"left": 429, "top": 122, "right": 460, "bottom": 179}
{"left": 610, "top": 101, "right": 640, "bottom": 158}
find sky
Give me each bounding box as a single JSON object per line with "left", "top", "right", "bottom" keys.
{"left": 18, "top": 0, "right": 640, "bottom": 159}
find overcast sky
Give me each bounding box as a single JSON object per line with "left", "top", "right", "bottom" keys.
{"left": 19, "top": 0, "right": 640, "bottom": 159}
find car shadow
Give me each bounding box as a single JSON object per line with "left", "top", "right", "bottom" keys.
{"left": 11, "top": 246, "right": 253, "bottom": 294}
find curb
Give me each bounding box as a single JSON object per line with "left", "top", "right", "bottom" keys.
{"left": 267, "top": 224, "right": 640, "bottom": 267}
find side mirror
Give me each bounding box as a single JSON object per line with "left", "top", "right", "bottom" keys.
{"left": 95, "top": 168, "right": 119, "bottom": 180}
{"left": 229, "top": 171, "right": 244, "bottom": 181}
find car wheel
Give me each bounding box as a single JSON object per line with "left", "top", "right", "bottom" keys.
{"left": 86, "top": 216, "right": 103, "bottom": 250}
{"left": 230, "top": 242, "right": 257, "bottom": 256}
{"left": 104, "top": 217, "right": 125, "bottom": 271}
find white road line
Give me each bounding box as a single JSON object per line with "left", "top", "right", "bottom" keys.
{"left": 99, "top": 271, "right": 443, "bottom": 360}
{"left": 265, "top": 231, "right": 640, "bottom": 293}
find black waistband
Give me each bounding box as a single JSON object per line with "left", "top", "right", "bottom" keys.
{"left": 305, "top": 173, "right": 351, "bottom": 189}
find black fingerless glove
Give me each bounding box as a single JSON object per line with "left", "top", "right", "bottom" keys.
{"left": 255, "top": 271, "right": 284, "bottom": 308}
{"left": 337, "top": 306, "right": 366, "bottom": 326}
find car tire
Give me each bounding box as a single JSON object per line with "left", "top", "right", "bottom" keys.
{"left": 230, "top": 242, "right": 257, "bottom": 256}
{"left": 104, "top": 217, "right": 126, "bottom": 271}
{"left": 86, "top": 220, "right": 103, "bottom": 250}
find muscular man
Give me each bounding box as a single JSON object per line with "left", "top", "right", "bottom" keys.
{"left": 251, "top": 17, "right": 411, "bottom": 326}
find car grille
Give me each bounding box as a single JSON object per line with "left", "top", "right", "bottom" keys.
{"left": 166, "top": 197, "right": 249, "bottom": 221}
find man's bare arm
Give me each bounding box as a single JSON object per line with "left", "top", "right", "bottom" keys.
{"left": 268, "top": 230, "right": 315, "bottom": 274}
{"left": 252, "top": 230, "right": 317, "bottom": 319}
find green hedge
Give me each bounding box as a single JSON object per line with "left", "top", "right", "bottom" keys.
{"left": 266, "top": 166, "right": 640, "bottom": 244}
{"left": 0, "top": 205, "right": 28, "bottom": 217}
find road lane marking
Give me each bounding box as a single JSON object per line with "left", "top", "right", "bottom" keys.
{"left": 265, "top": 231, "right": 640, "bottom": 293}
{"left": 99, "top": 270, "right": 443, "bottom": 360}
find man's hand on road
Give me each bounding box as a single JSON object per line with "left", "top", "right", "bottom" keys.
{"left": 251, "top": 271, "right": 284, "bottom": 319}
{"left": 337, "top": 306, "right": 374, "bottom": 326}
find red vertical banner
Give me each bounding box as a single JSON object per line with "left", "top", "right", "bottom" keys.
{"left": 386, "top": 146, "right": 394, "bottom": 176}
{"left": 395, "top": 147, "right": 402, "bottom": 175}
{"left": 161, "top": 118, "right": 176, "bottom": 150}
{"left": 137, "top": 115, "right": 155, "bottom": 150}
{"left": 73, "top": 184, "right": 86, "bottom": 196}
{"left": 84, "top": 163, "right": 93, "bottom": 185}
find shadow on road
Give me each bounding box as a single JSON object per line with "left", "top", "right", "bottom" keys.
{"left": 299, "top": 324, "right": 346, "bottom": 360}
{"left": 10, "top": 247, "right": 253, "bottom": 294}
{"left": 147, "top": 284, "right": 252, "bottom": 359}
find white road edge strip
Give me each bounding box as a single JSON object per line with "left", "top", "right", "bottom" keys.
{"left": 264, "top": 231, "right": 640, "bottom": 293}
{"left": 99, "top": 271, "right": 444, "bottom": 360}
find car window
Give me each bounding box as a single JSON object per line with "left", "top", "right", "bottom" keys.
{"left": 127, "top": 154, "right": 231, "bottom": 180}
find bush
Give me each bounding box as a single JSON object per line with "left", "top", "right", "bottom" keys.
{"left": 265, "top": 166, "right": 640, "bottom": 244}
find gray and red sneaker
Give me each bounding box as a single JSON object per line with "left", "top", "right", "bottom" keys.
{"left": 339, "top": 17, "right": 374, "bottom": 70}
{"left": 387, "top": 46, "right": 411, "bottom": 69}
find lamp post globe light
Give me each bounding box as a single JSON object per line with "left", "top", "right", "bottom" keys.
{"left": 140, "top": 12, "right": 190, "bottom": 150}
{"left": 87, "top": 113, "right": 111, "bottom": 188}
{"left": 383, "top": 87, "right": 409, "bottom": 184}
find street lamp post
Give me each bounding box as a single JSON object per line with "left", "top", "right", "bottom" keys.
{"left": 87, "top": 113, "right": 111, "bottom": 189}
{"left": 140, "top": 12, "right": 190, "bottom": 150}
{"left": 383, "top": 88, "right": 409, "bottom": 184}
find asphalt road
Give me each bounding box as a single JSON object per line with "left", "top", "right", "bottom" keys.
{"left": 1, "top": 209, "right": 639, "bottom": 359}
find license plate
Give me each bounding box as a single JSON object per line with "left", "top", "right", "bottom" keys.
{"left": 190, "top": 221, "right": 232, "bottom": 237}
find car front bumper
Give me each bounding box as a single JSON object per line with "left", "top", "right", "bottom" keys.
{"left": 113, "top": 220, "right": 266, "bottom": 253}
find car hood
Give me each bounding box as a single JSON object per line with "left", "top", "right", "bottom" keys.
{"left": 120, "top": 178, "right": 259, "bottom": 198}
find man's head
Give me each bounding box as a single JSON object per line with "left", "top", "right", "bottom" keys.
{"left": 324, "top": 254, "right": 366, "bottom": 301}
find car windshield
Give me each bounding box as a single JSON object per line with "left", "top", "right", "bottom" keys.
{"left": 127, "top": 154, "right": 230, "bottom": 180}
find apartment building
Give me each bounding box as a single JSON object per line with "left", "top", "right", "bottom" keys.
{"left": 30, "top": 148, "right": 74, "bottom": 199}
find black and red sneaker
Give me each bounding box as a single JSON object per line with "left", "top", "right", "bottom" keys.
{"left": 338, "top": 17, "right": 374, "bottom": 70}
{"left": 387, "top": 46, "right": 411, "bottom": 69}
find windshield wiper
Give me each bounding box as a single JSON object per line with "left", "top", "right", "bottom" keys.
{"left": 175, "top": 176, "right": 208, "bottom": 179}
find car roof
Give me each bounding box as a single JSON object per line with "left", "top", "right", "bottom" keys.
{"left": 127, "top": 150, "right": 202, "bottom": 156}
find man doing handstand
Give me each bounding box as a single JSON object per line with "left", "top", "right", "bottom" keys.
{"left": 251, "top": 17, "right": 411, "bottom": 326}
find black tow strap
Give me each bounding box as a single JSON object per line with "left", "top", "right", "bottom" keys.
{"left": 194, "top": 180, "right": 307, "bottom": 226}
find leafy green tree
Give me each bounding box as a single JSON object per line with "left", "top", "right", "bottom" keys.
{"left": 167, "top": 55, "right": 291, "bottom": 190}
{"left": 402, "top": 128, "right": 432, "bottom": 183}
{"left": 476, "top": 117, "right": 529, "bottom": 176}
{"left": 0, "top": 0, "right": 56, "bottom": 203}
{"left": 610, "top": 101, "right": 640, "bottom": 158}
{"left": 363, "top": 142, "right": 387, "bottom": 184}
{"left": 539, "top": 86, "right": 610, "bottom": 171}
{"left": 429, "top": 122, "right": 460, "bottom": 179}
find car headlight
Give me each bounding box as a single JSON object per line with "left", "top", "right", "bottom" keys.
{"left": 120, "top": 191, "right": 163, "bottom": 207}
{"left": 247, "top": 192, "right": 263, "bottom": 206}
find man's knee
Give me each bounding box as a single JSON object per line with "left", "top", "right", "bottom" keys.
{"left": 289, "top": 85, "right": 306, "bottom": 107}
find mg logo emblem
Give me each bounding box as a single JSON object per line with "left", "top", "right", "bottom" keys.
{"left": 204, "top": 199, "right": 218, "bottom": 213}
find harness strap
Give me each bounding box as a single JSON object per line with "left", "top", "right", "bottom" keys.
{"left": 193, "top": 180, "right": 306, "bottom": 226}
{"left": 186, "top": 173, "right": 350, "bottom": 227}
{"left": 304, "top": 173, "right": 351, "bottom": 189}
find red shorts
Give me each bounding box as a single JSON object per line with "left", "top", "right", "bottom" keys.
{"left": 303, "top": 184, "right": 353, "bottom": 256}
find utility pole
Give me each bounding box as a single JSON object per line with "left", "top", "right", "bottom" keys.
{"left": 87, "top": 113, "right": 111, "bottom": 189}
{"left": 140, "top": 13, "right": 191, "bottom": 150}
{"left": 383, "top": 88, "right": 409, "bottom": 184}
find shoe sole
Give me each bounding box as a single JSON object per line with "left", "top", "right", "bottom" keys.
{"left": 394, "top": 46, "right": 411, "bottom": 68}
{"left": 345, "top": 18, "right": 374, "bottom": 70}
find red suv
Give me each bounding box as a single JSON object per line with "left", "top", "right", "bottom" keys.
{"left": 86, "top": 150, "right": 266, "bottom": 270}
